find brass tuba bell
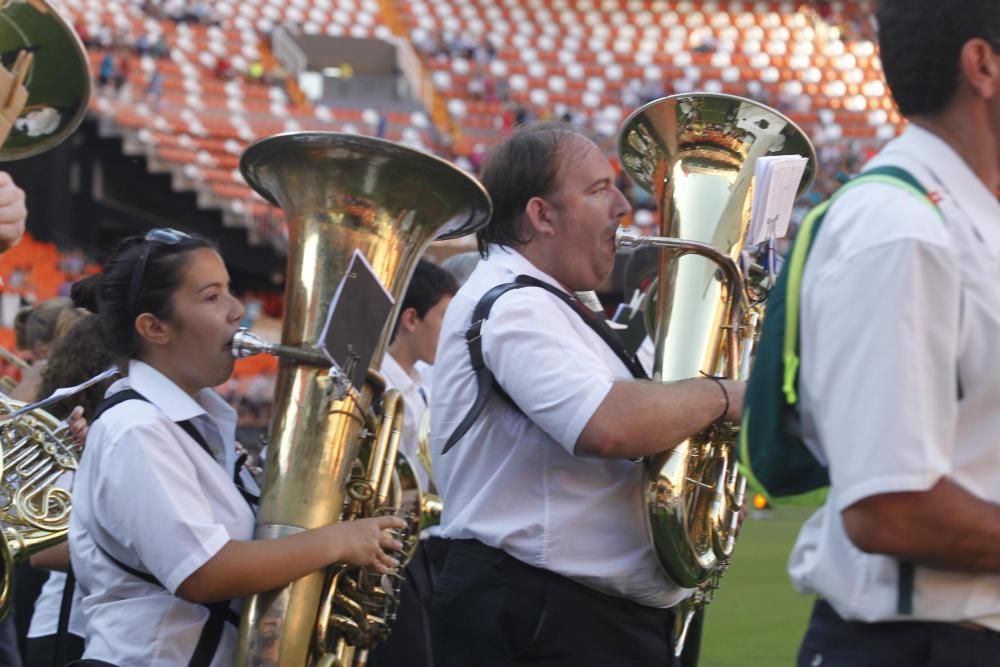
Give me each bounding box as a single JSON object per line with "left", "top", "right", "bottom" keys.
{"left": 616, "top": 93, "right": 816, "bottom": 653}
{"left": 0, "top": 0, "right": 91, "bottom": 159}
{"left": 236, "top": 132, "right": 490, "bottom": 666}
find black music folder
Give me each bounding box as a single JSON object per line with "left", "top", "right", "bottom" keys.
{"left": 319, "top": 250, "right": 394, "bottom": 391}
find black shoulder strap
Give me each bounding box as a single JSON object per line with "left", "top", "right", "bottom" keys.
{"left": 441, "top": 281, "right": 527, "bottom": 455}
{"left": 513, "top": 275, "right": 649, "bottom": 379}
{"left": 442, "top": 275, "right": 648, "bottom": 455}
{"left": 55, "top": 567, "right": 77, "bottom": 667}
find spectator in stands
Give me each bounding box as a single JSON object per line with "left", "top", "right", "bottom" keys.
{"left": 135, "top": 32, "right": 150, "bottom": 57}
{"left": 74, "top": 22, "right": 92, "bottom": 50}
{"left": 214, "top": 55, "right": 233, "bottom": 80}
{"left": 113, "top": 54, "right": 131, "bottom": 95}
{"left": 98, "top": 53, "right": 115, "bottom": 88}
{"left": 151, "top": 34, "right": 169, "bottom": 60}
{"left": 144, "top": 68, "right": 164, "bottom": 105}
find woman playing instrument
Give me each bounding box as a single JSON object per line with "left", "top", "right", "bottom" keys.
{"left": 68, "top": 229, "right": 405, "bottom": 666}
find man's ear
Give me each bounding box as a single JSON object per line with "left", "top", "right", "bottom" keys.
{"left": 522, "top": 195, "right": 557, "bottom": 239}
{"left": 397, "top": 307, "right": 419, "bottom": 335}
{"left": 134, "top": 313, "right": 170, "bottom": 348}
{"left": 960, "top": 38, "right": 1000, "bottom": 100}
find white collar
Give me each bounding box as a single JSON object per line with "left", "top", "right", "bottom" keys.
{"left": 381, "top": 352, "right": 421, "bottom": 392}
{"left": 484, "top": 245, "right": 572, "bottom": 295}
{"left": 124, "top": 359, "right": 234, "bottom": 426}
{"left": 886, "top": 124, "right": 1000, "bottom": 255}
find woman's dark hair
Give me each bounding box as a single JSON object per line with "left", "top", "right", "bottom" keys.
{"left": 878, "top": 0, "right": 1000, "bottom": 116}
{"left": 391, "top": 259, "right": 458, "bottom": 341}
{"left": 70, "top": 273, "right": 101, "bottom": 312}
{"left": 36, "top": 314, "right": 116, "bottom": 420}
{"left": 94, "top": 231, "right": 216, "bottom": 359}
{"left": 476, "top": 121, "right": 586, "bottom": 257}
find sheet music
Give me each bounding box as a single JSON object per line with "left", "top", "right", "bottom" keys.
{"left": 748, "top": 155, "right": 809, "bottom": 246}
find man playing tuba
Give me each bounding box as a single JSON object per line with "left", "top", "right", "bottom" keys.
{"left": 429, "top": 122, "right": 745, "bottom": 665}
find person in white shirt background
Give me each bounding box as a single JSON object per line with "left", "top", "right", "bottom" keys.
{"left": 428, "top": 122, "right": 746, "bottom": 666}
{"left": 789, "top": 1, "right": 1000, "bottom": 665}
{"left": 370, "top": 258, "right": 458, "bottom": 667}
{"left": 24, "top": 308, "right": 113, "bottom": 667}
{"left": 68, "top": 228, "right": 406, "bottom": 666}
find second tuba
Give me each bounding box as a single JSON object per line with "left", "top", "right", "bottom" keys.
{"left": 616, "top": 93, "right": 816, "bottom": 651}
{"left": 235, "top": 132, "right": 491, "bottom": 666}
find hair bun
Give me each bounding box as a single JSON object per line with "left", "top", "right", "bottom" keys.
{"left": 70, "top": 274, "right": 101, "bottom": 313}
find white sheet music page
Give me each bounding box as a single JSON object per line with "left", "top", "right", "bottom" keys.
{"left": 748, "top": 155, "right": 809, "bottom": 246}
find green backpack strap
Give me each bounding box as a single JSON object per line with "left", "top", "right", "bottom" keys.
{"left": 780, "top": 165, "right": 943, "bottom": 405}
{"left": 773, "top": 165, "right": 941, "bottom": 617}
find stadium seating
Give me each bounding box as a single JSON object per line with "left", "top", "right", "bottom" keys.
{"left": 70, "top": 1, "right": 901, "bottom": 250}
{"left": 400, "top": 0, "right": 901, "bottom": 155}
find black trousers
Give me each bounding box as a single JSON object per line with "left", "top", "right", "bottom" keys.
{"left": 25, "top": 634, "right": 84, "bottom": 667}
{"left": 431, "top": 539, "right": 680, "bottom": 667}
{"left": 798, "top": 599, "right": 1000, "bottom": 667}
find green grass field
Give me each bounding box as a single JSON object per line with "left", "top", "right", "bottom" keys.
{"left": 699, "top": 506, "right": 819, "bottom": 667}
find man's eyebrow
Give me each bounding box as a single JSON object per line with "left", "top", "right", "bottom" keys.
{"left": 586, "top": 176, "right": 612, "bottom": 190}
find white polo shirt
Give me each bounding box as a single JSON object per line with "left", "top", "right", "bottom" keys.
{"left": 430, "top": 246, "right": 685, "bottom": 608}
{"left": 381, "top": 352, "right": 432, "bottom": 493}
{"left": 789, "top": 125, "right": 1000, "bottom": 629}
{"left": 69, "top": 360, "right": 257, "bottom": 666}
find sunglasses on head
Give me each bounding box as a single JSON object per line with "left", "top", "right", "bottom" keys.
{"left": 127, "top": 228, "right": 192, "bottom": 316}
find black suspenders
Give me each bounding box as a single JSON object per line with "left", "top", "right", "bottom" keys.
{"left": 65, "top": 389, "right": 254, "bottom": 667}
{"left": 442, "top": 274, "right": 649, "bottom": 454}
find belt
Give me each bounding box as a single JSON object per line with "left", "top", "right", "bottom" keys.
{"left": 446, "top": 539, "right": 676, "bottom": 616}
{"left": 817, "top": 598, "right": 996, "bottom": 634}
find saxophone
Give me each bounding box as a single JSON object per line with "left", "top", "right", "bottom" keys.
{"left": 615, "top": 93, "right": 816, "bottom": 653}
{"left": 234, "top": 132, "right": 490, "bottom": 666}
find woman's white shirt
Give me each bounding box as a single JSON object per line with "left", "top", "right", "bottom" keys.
{"left": 69, "top": 360, "right": 256, "bottom": 666}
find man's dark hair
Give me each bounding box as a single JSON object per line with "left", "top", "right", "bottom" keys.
{"left": 93, "top": 232, "right": 217, "bottom": 359}
{"left": 476, "top": 121, "right": 586, "bottom": 257}
{"left": 391, "top": 259, "right": 458, "bottom": 341}
{"left": 878, "top": 0, "right": 1000, "bottom": 116}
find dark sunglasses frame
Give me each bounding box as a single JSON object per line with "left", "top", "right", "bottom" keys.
{"left": 126, "top": 228, "right": 192, "bottom": 316}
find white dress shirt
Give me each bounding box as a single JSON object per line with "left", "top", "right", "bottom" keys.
{"left": 789, "top": 125, "right": 1000, "bottom": 629}
{"left": 381, "top": 352, "right": 432, "bottom": 493}
{"left": 69, "top": 360, "right": 257, "bottom": 666}
{"left": 430, "top": 246, "right": 686, "bottom": 608}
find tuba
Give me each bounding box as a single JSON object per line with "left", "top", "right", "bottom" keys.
{"left": 235, "top": 132, "right": 490, "bottom": 666}
{"left": 0, "top": 0, "right": 91, "bottom": 619}
{"left": 0, "top": 0, "right": 91, "bottom": 159}
{"left": 616, "top": 93, "right": 816, "bottom": 652}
